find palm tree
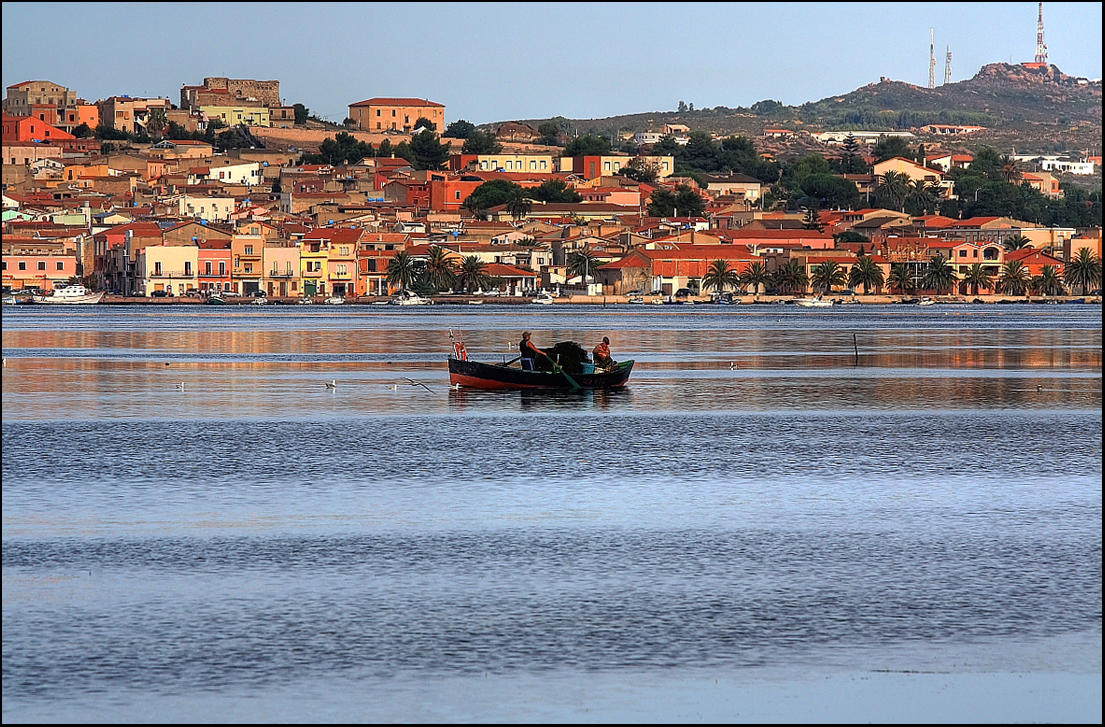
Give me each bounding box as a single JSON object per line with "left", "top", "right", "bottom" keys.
{"left": 506, "top": 189, "right": 532, "bottom": 221}
{"left": 1063, "top": 248, "right": 1102, "bottom": 295}
{"left": 906, "top": 179, "right": 939, "bottom": 216}
{"left": 887, "top": 264, "right": 915, "bottom": 294}
{"left": 1033, "top": 265, "right": 1065, "bottom": 297}
{"left": 772, "top": 259, "right": 809, "bottom": 295}
{"left": 847, "top": 255, "right": 884, "bottom": 294}
{"left": 701, "top": 259, "right": 741, "bottom": 294}
{"left": 922, "top": 255, "right": 957, "bottom": 294}
{"left": 997, "top": 260, "right": 1032, "bottom": 295}
{"left": 567, "top": 250, "right": 600, "bottom": 284}
{"left": 961, "top": 263, "right": 995, "bottom": 296}
{"left": 1002, "top": 234, "right": 1032, "bottom": 252}
{"left": 422, "top": 246, "right": 457, "bottom": 293}
{"left": 386, "top": 251, "right": 417, "bottom": 292}
{"left": 810, "top": 261, "right": 847, "bottom": 295}
{"left": 998, "top": 155, "right": 1022, "bottom": 183}
{"left": 877, "top": 170, "right": 911, "bottom": 212}
{"left": 739, "top": 260, "right": 771, "bottom": 296}
{"left": 456, "top": 255, "right": 491, "bottom": 292}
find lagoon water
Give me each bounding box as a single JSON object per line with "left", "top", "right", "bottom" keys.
{"left": 2, "top": 303, "right": 1101, "bottom": 722}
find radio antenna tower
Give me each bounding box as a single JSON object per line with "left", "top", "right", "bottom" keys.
{"left": 929, "top": 28, "right": 936, "bottom": 88}
{"left": 1035, "top": 2, "right": 1048, "bottom": 64}
{"left": 944, "top": 45, "right": 953, "bottom": 84}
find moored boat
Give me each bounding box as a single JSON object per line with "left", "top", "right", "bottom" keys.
{"left": 793, "top": 296, "right": 834, "bottom": 307}
{"left": 389, "top": 290, "right": 432, "bottom": 306}
{"left": 31, "top": 284, "right": 105, "bottom": 305}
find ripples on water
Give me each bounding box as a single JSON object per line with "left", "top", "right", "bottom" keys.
{"left": 2, "top": 305, "right": 1101, "bottom": 720}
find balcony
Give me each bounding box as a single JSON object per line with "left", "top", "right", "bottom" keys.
{"left": 268, "top": 270, "right": 296, "bottom": 278}
{"left": 149, "top": 270, "right": 192, "bottom": 278}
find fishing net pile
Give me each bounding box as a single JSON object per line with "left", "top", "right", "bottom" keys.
{"left": 535, "top": 341, "right": 590, "bottom": 373}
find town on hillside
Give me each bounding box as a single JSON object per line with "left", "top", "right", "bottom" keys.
{"left": 2, "top": 75, "right": 1102, "bottom": 302}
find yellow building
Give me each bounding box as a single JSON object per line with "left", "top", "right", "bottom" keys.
{"left": 347, "top": 97, "right": 444, "bottom": 133}
{"left": 137, "top": 243, "right": 199, "bottom": 296}
{"left": 200, "top": 105, "right": 271, "bottom": 127}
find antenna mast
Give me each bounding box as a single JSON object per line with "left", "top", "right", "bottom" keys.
{"left": 929, "top": 28, "right": 936, "bottom": 88}
{"left": 1035, "top": 2, "right": 1048, "bottom": 64}
{"left": 944, "top": 45, "right": 953, "bottom": 84}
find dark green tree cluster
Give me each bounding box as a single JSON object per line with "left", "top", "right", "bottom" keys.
{"left": 461, "top": 130, "right": 503, "bottom": 155}
{"left": 300, "top": 132, "right": 375, "bottom": 165}
{"left": 652, "top": 131, "right": 779, "bottom": 184}
{"left": 646, "top": 184, "right": 706, "bottom": 217}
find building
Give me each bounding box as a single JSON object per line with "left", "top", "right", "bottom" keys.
{"left": 181, "top": 77, "right": 281, "bottom": 111}
{"left": 136, "top": 243, "right": 199, "bottom": 297}
{"left": 2, "top": 237, "right": 79, "bottom": 292}
{"left": 199, "top": 105, "right": 271, "bottom": 128}
{"left": 97, "top": 96, "right": 171, "bottom": 134}
{"left": 347, "top": 97, "right": 444, "bottom": 133}
{"left": 2, "top": 113, "right": 75, "bottom": 143}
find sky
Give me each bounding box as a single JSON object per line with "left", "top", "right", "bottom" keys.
{"left": 2, "top": 2, "right": 1101, "bottom": 126}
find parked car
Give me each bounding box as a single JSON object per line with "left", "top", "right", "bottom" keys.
{"left": 674, "top": 288, "right": 693, "bottom": 298}
{"left": 151, "top": 290, "right": 168, "bottom": 298}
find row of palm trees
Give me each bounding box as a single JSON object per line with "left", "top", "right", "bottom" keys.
{"left": 699, "top": 248, "right": 1102, "bottom": 297}
{"left": 385, "top": 249, "right": 497, "bottom": 294}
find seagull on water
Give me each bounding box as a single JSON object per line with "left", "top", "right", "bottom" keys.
{"left": 729, "top": 362, "right": 735, "bottom": 370}
{"left": 386, "top": 384, "right": 399, "bottom": 391}
{"left": 175, "top": 382, "right": 185, "bottom": 391}
{"left": 325, "top": 380, "right": 337, "bottom": 389}
{"left": 449, "top": 383, "right": 462, "bottom": 390}
{"left": 1037, "top": 384, "right": 1043, "bottom": 392}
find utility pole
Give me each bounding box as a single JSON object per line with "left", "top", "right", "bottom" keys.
{"left": 1034, "top": 2, "right": 1048, "bottom": 64}
{"left": 929, "top": 28, "right": 936, "bottom": 89}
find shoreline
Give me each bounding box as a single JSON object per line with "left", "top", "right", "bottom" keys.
{"left": 6, "top": 293, "right": 1102, "bottom": 307}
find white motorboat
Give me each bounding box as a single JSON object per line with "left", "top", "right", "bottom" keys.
{"left": 325, "top": 296, "right": 345, "bottom": 305}
{"left": 389, "top": 290, "right": 432, "bottom": 306}
{"left": 531, "top": 291, "right": 555, "bottom": 305}
{"left": 918, "top": 297, "right": 937, "bottom": 306}
{"left": 793, "top": 296, "right": 834, "bottom": 307}
{"left": 32, "top": 284, "right": 105, "bottom": 305}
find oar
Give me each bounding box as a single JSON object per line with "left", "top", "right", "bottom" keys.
{"left": 542, "top": 352, "right": 581, "bottom": 390}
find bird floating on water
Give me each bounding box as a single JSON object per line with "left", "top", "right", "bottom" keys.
{"left": 449, "top": 383, "right": 462, "bottom": 390}
{"left": 729, "top": 362, "right": 735, "bottom": 370}
{"left": 1037, "top": 384, "right": 1043, "bottom": 392}
{"left": 175, "top": 382, "right": 185, "bottom": 391}
{"left": 386, "top": 384, "right": 399, "bottom": 391}
{"left": 325, "top": 380, "right": 337, "bottom": 389}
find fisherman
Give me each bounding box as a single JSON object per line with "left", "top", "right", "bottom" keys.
{"left": 592, "top": 336, "right": 615, "bottom": 370}
{"left": 519, "top": 331, "right": 546, "bottom": 370}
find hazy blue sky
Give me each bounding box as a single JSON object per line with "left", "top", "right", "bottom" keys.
{"left": 2, "top": 2, "right": 1101, "bottom": 125}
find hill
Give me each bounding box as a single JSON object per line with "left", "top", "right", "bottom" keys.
{"left": 502, "top": 63, "right": 1102, "bottom": 156}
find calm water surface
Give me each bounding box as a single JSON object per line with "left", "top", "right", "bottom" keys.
{"left": 3, "top": 304, "right": 1101, "bottom": 722}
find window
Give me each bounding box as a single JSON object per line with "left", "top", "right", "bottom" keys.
{"left": 377, "top": 109, "right": 381, "bottom": 116}
{"left": 205, "top": 262, "right": 213, "bottom": 275}
{"left": 604, "top": 162, "right": 611, "bottom": 171}
{"left": 154, "top": 262, "right": 162, "bottom": 275}
{"left": 184, "top": 262, "right": 192, "bottom": 276}
{"left": 959, "top": 250, "right": 967, "bottom": 258}
{"left": 392, "top": 110, "right": 396, "bottom": 117}
{"left": 455, "top": 191, "right": 461, "bottom": 200}
{"left": 19, "top": 261, "right": 27, "bottom": 270}
{"left": 244, "top": 245, "right": 254, "bottom": 255}
{"left": 56, "top": 261, "right": 64, "bottom": 271}
{"left": 244, "top": 263, "right": 252, "bottom": 273}
{"left": 38, "top": 261, "right": 47, "bottom": 271}
{"left": 218, "top": 261, "right": 226, "bottom": 275}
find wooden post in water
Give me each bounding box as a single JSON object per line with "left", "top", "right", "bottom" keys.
{"left": 853, "top": 332, "right": 859, "bottom": 366}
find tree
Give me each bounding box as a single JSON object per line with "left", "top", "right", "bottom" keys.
{"left": 834, "top": 231, "right": 870, "bottom": 244}
{"left": 563, "top": 134, "right": 611, "bottom": 157}
{"left": 801, "top": 205, "right": 824, "bottom": 232}
{"left": 905, "top": 179, "right": 939, "bottom": 216}
{"left": 620, "top": 157, "right": 660, "bottom": 184}
{"left": 342, "top": 117, "right": 356, "bottom": 128}
{"left": 567, "top": 250, "right": 600, "bottom": 283}
{"left": 95, "top": 123, "right": 129, "bottom": 141}
{"left": 293, "top": 103, "right": 309, "bottom": 125}
{"left": 922, "top": 255, "right": 957, "bottom": 294}
{"left": 875, "top": 171, "right": 911, "bottom": 212}
{"left": 386, "top": 251, "right": 417, "bottom": 291}
{"left": 1002, "top": 234, "right": 1032, "bottom": 252}
{"left": 464, "top": 180, "right": 525, "bottom": 216}
{"left": 531, "top": 178, "right": 582, "bottom": 203}
{"left": 961, "top": 263, "right": 994, "bottom": 296}
{"left": 422, "top": 247, "right": 457, "bottom": 292}
{"left": 800, "top": 173, "right": 861, "bottom": 210}
{"left": 457, "top": 255, "right": 491, "bottom": 292}
{"left": 997, "top": 260, "right": 1032, "bottom": 295}
{"left": 303, "top": 132, "right": 374, "bottom": 165}
{"left": 461, "top": 130, "right": 503, "bottom": 155}
{"left": 647, "top": 184, "right": 705, "bottom": 217}
{"left": 413, "top": 116, "right": 436, "bottom": 132}
{"left": 408, "top": 129, "right": 450, "bottom": 171}
{"left": 537, "top": 121, "right": 562, "bottom": 146}
{"left": 506, "top": 188, "right": 532, "bottom": 221}
{"left": 739, "top": 260, "right": 771, "bottom": 296}
{"left": 810, "top": 261, "right": 847, "bottom": 295}
{"left": 998, "top": 155, "right": 1022, "bottom": 183}
{"left": 848, "top": 255, "right": 884, "bottom": 294}
{"left": 872, "top": 135, "right": 913, "bottom": 163}
{"left": 71, "top": 122, "right": 92, "bottom": 138}
{"left": 701, "top": 259, "right": 741, "bottom": 294}
{"left": 887, "top": 264, "right": 915, "bottom": 294}
{"left": 1063, "top": 248, "right": 1102, "bottom": 295}
{"left": 772, "top": 259, "right": 809, "bottom": 295}
{"left": 1033, "top": 265, "right": 1065, "bottom": 296}
{"left": 147, "top": 108, "right": 168, "bottom": 140}
{"left": 443, "top": 120, "right": 476, "bottom": 139}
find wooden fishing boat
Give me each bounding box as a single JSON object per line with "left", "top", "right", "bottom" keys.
{"left": 447, "top": 340, "right": 633, "bottom": 390}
